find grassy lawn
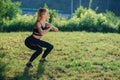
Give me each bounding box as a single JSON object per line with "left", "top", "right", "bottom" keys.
{"left": 0, "top": 32, "right": 120, "bottom": 80}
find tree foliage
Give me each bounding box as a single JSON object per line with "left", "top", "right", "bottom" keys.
{"left": 0, "top": 0, "right": 21, "bottom": 20}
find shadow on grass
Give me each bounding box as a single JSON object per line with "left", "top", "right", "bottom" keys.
{"left": 0, "top": 61, "right": 7, "bottom": 80}
{"left": 13, "top": 67, "right": 32, "bottom": 80}
{"left": 14, "top": 62, "right": 45, "bottom": 80}
{"left": 0, "top": 52, "right": 7, "bottom": 80}
{"left": 36, "top": 62, "right": 45, "bottom": 79}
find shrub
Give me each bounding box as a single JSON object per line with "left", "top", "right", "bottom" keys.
{"left": 117, "top": 21, "right": 120, "bottom": 33}
{"left": 103, "top": 11, "right": 119, "bottom": 32}
{"left": 3, "top": 14, "right": 35, "bottom": 32}
{"left": 43, "top": 3, "right": 57, "bottom": 23}
{"left": 49, "top": 9, "right": 57, "bottom": 23}
{"left": 72, "top": 7, "right": 117, "bottom": 32}
{"left": 1, "top": 6, "right": 119, "bottom": 33}
{"left": 0, "top": 0, "right": 21, "bottom": 19}
{"left": 73, "top": 6, "right": 87, "bottom": 18}
{"left": 67, "top": 16, "right": 80, "bottom": 31}
{"left": 52, "top": 16, "right": 68, "bottom": 31}
{"left": 0, "top": 0, "right": 21, "bottom": 31}
{"left": 79, "top": 9, "right": 97, "bottom": 32}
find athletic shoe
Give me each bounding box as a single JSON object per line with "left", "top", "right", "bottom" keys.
{"left": 40, "top": 59, "right": 48, "bottom": 63}
{"left": 26, "top": 63, "right": 33, "bottom": 68}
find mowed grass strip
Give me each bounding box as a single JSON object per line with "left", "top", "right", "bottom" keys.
{"left": 0, "top": 32, "right": 120, "bottom": 80}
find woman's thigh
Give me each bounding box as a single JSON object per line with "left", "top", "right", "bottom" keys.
{"left": 25, "top": 36, "right": 42, "bottom": 50}
{"left": 37, "top": 40, "right": 53, "bottom": 48}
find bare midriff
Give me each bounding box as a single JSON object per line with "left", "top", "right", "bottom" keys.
{"left": 32, "top": 34, "right": 42, "bottom": 39}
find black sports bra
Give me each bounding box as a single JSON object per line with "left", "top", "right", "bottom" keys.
{"left": 32, "top": 23, "right": 48, "bottom": 36}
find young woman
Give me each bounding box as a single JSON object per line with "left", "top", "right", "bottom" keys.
{"left": 25, "top": 8, "right": 58, "bottom": 67}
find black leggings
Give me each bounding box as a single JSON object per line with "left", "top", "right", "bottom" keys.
{"left": 25, "top": 35, "right": 53, "bottom": 62}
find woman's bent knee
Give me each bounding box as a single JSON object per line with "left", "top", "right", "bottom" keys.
{"left": 37, "top": 47, "right": 43, "bottom": 53}
{"left": 49, "top": 44, "right": 54, "bottom": 50}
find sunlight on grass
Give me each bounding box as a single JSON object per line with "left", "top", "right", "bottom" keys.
{"left": 0, "top": 32, "right": 120, "bottom": 80}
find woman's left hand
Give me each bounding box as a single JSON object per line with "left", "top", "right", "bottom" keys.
{"left": 52, "top": 26, "right": 59, "bottom": 32}
{"left": 46, "top": 23, "right": 59, "bottom": 32}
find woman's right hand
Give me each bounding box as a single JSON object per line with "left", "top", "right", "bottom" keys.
{"left": 46, "top": 23, "right": 59, "bottom": 31}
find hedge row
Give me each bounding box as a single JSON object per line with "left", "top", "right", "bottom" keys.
{"left": 1, "top": 6, "right": 120, "bottom": 33}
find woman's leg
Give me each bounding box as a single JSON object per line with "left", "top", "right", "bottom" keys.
{"left": 38, "top": 40, "right": 54, "bottom": 60}
{"left": 29, "top": 44, "right": 43, "bottom": 62}
{"left": 25, "top": 37, "right": 43, "bottom": 67}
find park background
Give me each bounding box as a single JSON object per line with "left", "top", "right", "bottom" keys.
{"left": 0, "top": 0, "right": 120, "bottom": 80}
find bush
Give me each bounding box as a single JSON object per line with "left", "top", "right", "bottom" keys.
{"left": 52, "top": 6, "right": 119, "bottom": 33}
{"left": 79, "top": 9, "right": 97, "bottom": 32}
{"left": 103, "top": 10, "right": 119, "bottom": 32}
{"left": 103, "top": 11, "right": 119, "bottom": 26}
{"left": 117, "top": 21, "right": 120, "bottom": 33}
{"left": 64, "top": 7, "right": 117, "bottom": 32}
{"left": 52, "top": 16, "right": 68, "bottom": 31}
{"left": 43, "top": 3, "right": 58, "bottom": 23}
{"left": 1, "top": 6, "right": 120, "bottom": 33}
{"left": 67, "top": 16, "right": 80, "bottom": 31}
{"left": 0, "top": 0, "right": 21, "bottom": 19}
{"left": 3, "top": 14, "right": 35, "bottom": 32}
{"left": 73, "top": 6, "right": 87, "bottom": 18}
{"left": 0, "top": 0, "right": 21, "bottom": 31}
{"left": 49, "top": 9, "right": 57, "bottom": 23}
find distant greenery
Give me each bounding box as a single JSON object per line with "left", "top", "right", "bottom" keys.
{"left": 43, "top": 3, "right": 57, "bottom": 23}
{"left": 3, "top": 14, "right": 36, "bottom": 32}
{"left": 1, "top": 4, "right": 120, "bottom": 33}
{"left": 0, "top": 32, "right": 120, "bottom": 80}
{"left": 54, "top": 6, "right": 120, "bottom": 33}
{"left": 0, "top": 0, "right": 21, "bottom": 19}
{"left": 0, "top": 0, "right": 21, "bottom": 31}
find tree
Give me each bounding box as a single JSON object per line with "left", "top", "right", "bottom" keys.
{"left": 1, "top": 0, "right": 21, "bottom": 19}
{"left": 0, "top": 0, "right": 21, "bottom": 31}
{"left": 0, "top": 0, "right": 5, "bottom": 19}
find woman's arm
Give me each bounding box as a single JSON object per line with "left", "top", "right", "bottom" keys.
{"left": 45, "top": 23, "right": 59, "bottom": 32}
{"left": 36, "top": 22, "right": 52, "bottom": 36}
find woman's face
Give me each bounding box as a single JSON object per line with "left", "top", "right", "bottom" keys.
{"left": 42, "top": 10, "right": 49, "bottom": 20}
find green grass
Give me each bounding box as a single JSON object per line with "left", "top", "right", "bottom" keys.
{"left": 0, "top": 32, "right": 120, "bottom": 80}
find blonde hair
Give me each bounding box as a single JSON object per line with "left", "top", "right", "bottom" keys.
{"left": 37, "top": 8, "right": 48, "bottom": 22}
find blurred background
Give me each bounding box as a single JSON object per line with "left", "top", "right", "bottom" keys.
{"left": 12, "top": 0, "right": 120, "bottom": 17}
{"left": 0, "top": 0, "right": 120, "bottom": 32}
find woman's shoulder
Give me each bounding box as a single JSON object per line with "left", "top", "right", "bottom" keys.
{"left": 35, "top": 21, "right": 41, "bottom": 28}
